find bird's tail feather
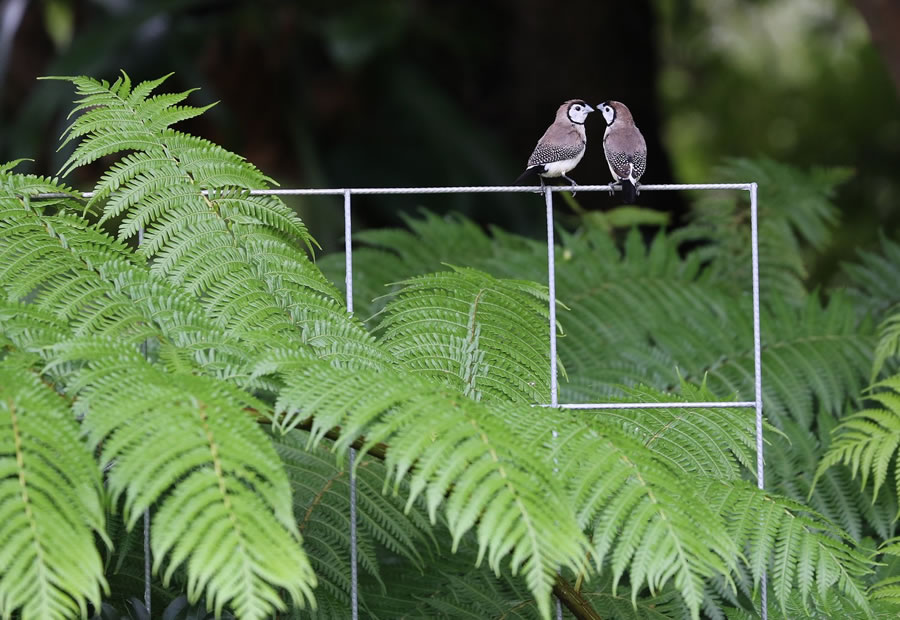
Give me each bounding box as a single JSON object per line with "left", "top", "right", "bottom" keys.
{"left": 620, "top": 179, "right": 637, "bottom": 204}
{"left": 515, "top": 166, "right": 542, "bottom": 185}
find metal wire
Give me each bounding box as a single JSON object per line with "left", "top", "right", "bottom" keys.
{"left": 545, "top": 187, "right": 559, "bottom": 408}
{"left": 344, "top": 189, "right": 359, "bottom": 620}
{"left": 544, "top": 188, "right": 565, "bottom": 620}
{"left": 545, "top": 401, "right": 756, "bottom": 410}
{"left": 143, "top": 508, "right": 151, "bottom": 613}
{"left": 36, "top": 182, "right": 753, "bottom": 201}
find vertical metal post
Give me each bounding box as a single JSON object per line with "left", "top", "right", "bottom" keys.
{"left": 545, "top": 187, "right": 563, "bottom": 620}
{"left": 143, "top": 509, "right": 151, "bottom": 613}
{"left": 138, "top": 226, "right": 151, "bottom": 616}
{"left": 545, "top": 187, "right": 559, "bottom": 408}
{"left": 344, "top": 189, "right": 359, "bottom": 620}
{"left": 749, "top": 183, "right": 767, "bottom": 618}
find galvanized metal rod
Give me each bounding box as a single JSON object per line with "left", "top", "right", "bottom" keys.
{"left": 749, "top": 182, "right": 767, "bottom": 618}
{"left": 31, "top": 182, "right": 754, "bottom": 200}
{"left": 546, "top": 401, "right": 757, "bottom": 410}
{"left": 544, "top": 187, "right": 565, "bottom": 620}
{"left": 545, "top": 186, "right": 559, "bottom": 408}
{"left": 143, "top": 508, "right": 151, "bottom": 613}
{"left": 344, "top": 189, "right": 359, "bottom": 620}
{"left": 137, "top": 225, "right": 151, "bottom": 616}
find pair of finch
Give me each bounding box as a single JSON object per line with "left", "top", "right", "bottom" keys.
{"left": 515, "top": 100, "right": 646, "bottom": 203}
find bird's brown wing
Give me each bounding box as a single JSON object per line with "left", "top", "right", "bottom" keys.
{"left": 604, "top": 128, "right": 647, "bottom": 180}
{"left": 527, "top": 124, "right": 585, "bottom": 166}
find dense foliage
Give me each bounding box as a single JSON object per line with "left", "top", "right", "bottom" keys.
{"left": 1, "top": 73, "right": 899, "bottom": 619}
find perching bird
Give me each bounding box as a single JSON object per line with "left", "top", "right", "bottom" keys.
{"left": 598, "top": 101, "right": 646, "bottom": 203}
{"left": 515, "top": 99, "right": 594, "bottom": 191}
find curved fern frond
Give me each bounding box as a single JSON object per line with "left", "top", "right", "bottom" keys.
{"left": 0, "top": 357, "right": 107, "bottom": 620}
{"left": 376, "top": 266, "right": 561, "bottom": 403}
{"left": 816, "top": 375, "right": 900, "bottom": 503}
{"left": 555, "top": 234, "right": 871, "bottom": 429}
{"left": 49, "top": 338, "right": 317, "bottom": 619}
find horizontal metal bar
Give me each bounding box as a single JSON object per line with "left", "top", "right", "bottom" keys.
{"left": 25, "top": 183, "right": 753, "bottom": 201}
{"left": 539, "top": 401, "right": 757, "bottom": 410}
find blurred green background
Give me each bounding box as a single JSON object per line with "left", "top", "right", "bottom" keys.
{"left": 1, "top": 0, "right": 897, "bottom": 282}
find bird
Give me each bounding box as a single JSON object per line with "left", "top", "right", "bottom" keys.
{"left": 598, "top": 101, "right": 646, "bottom": 203}
{"left": 515, "top": 99, "right": 594, "bottom": 192}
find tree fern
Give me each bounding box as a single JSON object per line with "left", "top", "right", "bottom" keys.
{"left": 697, "top": 478, "right": 873, "bottom": 615}
{"left": 2, "top": 72, "right": 890, "bottom": 619}
{"left": 49, "top": 338, "right": 317, "bottom": 618}
{"left": 767, "top": 413, "right": 897, "bottom": 542}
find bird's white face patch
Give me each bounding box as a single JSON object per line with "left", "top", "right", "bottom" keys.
{"left": 567, "top": 102, "right": 593, "bottom": 125}
{"left": 600, "top": 103, "right": 616, "bottom": 125}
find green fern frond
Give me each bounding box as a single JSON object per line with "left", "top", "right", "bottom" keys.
{"left": 766, "top": 413, "right": 897, "bottom": 543}
{"left": 44, "top": 73, "right": 214, "bottom": 176}
{"left": 725, "top": 587, "right": 894, "bottom": 619}
{"left": 552, "top": 230, "right": 870, "bottom": 429}
{"left": 0, "top": 164, "right": 84, "bottom": 216}
{"left": 698, "top": 478, "right": 874, "bottom": 616}
{"left": 873, "top": 309, "right": 900, "bottom": 381}
{"left": 0, "top": 158, "right": 33, "bottom": 173}
{"left": 335, "top": 212, "right": 872, "bottom": 429}
{"left": 816, "top": 374, "right": 900, "bottom": 502}
{"left": 48, "top": 338, "right": 317, "bottom": 619}
{"left": 869, "top": 537, "right": 900, "bottom": 610}
{"left": 674, "top": 158, "right": 849, "bottom": 304}
{"left": 376, "top": 266, "right": 561, "bottom": 403}
{"left": 548, "top": 420, "right": 737, "bottom": 617}
{"left": 0, "top": 203, "right": 157, "bottom": 346}
{"left": 844, "top": 234, "right": 900, "bottom": 319}
{"left": 582, "top": 383, "right": 759, "bottom": 480}
{"left": 268, "top": 358, "right": 589, "bottom": 619}
{"left": 274, "top": 432, "right": 434, "bottom": 607}
{"left": 49, "top": 76, "right": 391, "bottom": 369}
{"left": 0, "top": 357, "right": 107, "bottom": 620}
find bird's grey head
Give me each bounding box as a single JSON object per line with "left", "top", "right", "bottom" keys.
{"left": 598, "top": 101, "right": 633, "bottom": 127}
{"left": 560, "top": 100, "right": 594, "bottom": 125}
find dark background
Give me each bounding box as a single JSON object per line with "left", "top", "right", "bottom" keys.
{"left": 1, "top": 0, "right": 898, "bottom": 283}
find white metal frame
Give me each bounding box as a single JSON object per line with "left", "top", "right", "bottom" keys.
{"left": 64, "top": 182, "right": 766, "bottom": 619}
